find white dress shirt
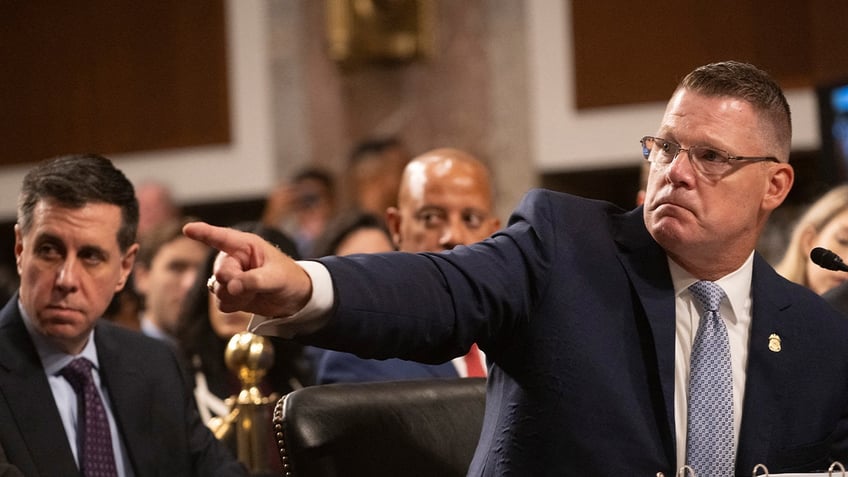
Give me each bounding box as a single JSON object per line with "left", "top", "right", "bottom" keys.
{"left": 249, "top": 261, "right": 335, "bottom": 338}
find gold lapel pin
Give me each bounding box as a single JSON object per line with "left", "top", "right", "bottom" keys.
{"left": 768, "top": 333, "right": 781, "bottom": 352}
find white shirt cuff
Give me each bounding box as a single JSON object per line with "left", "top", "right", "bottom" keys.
{"left": 248, "top": 260, "right": 334, "bottom": 338}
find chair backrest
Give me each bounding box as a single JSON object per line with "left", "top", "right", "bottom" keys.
{"left": 273, "top": 378, "right": 487, "bottom": 477}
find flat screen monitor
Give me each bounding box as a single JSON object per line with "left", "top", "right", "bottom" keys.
{"left": 817, "top": 80, "right": 848, "bottom": 184}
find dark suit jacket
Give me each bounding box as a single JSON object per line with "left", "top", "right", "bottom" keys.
{"left": 302, "top": 189, "right": 848, "bottom": 476}
{"left": 823, "top": 281, "right": 848, "bottom": 316}
{"left": 0, "top": 439, "right": 22, "bottom": 477}
{"left": 315, "top": 349, "right": 458, "bottom": 384}
{"left": 0, "top": 297, "right": 247, "bottom": 477}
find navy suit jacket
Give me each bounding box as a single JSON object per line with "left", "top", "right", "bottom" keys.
{"left": 315, "top": 349, "right": 458, "bottom": 384}
{"left": 0, "top": 439, "right": 22, "bottom": 477}
{"left": 0, "top": 297, "right": 247, "bottom": 477}
{"left": 301, "top": 189, "right": 848, "bottom": 476}
{"left": 823, "top": 281, "right": 848, "bottom": 316}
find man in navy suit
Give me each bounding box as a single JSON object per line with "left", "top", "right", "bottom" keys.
{"left": 0, "top": 154, "right": 246, "bottom": 476}
{"left": 187, "top": 61, "right": 848, "bottom": 475}
{"left": 315, "top": 148, "right": 500, "bottom": 384}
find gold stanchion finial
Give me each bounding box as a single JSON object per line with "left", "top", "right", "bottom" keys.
{"left": 213, "top": 331, "right": 278, "bottom": 474}
{"left": 225, "top": 331, "right": 275, "bottom": 390}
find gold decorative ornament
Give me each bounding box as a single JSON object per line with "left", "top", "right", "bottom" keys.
{"left": 325, "top": 0, "right": 434, "bottom": 69}
{"left": 208, "top": 331, "right": 278, "bottom": 474}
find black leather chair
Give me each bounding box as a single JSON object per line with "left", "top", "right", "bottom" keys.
{"left": 273, "top": 378, "right": 487, "bottom": 477}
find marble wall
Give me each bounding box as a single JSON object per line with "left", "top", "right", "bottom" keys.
{"left": 266, "top": 0, "right": 535, "bottom": 221}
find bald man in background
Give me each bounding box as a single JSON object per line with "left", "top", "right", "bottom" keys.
{"left": 315, "top": 148, "right": 501, "bottom": 383}
{"left": 135, "top": 181, "right": 180, "bottom": 240}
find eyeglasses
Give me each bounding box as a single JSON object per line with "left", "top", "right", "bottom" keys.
{"left": 640, "top": 136, "right": 779, "bottom": 176}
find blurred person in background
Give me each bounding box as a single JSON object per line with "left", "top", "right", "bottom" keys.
{"left": 261, "top": 167, "right": 336, "bottom": 258}
{"left": 774, "top": 184, "right": 848, "bottom": 295}
{"left": 315, "top": 148, "right": 501, "bottom": 383}
{"left": 345, "top": 136, "right": 411, "bottom": 216}
{"left": 136, "top": 180, "right": 180, "bottom": 240}
{"left": 309, "top": 209, "right": 394, "bottom": 258}
{"left": 135, "top": 217, "right": 209, "bottom": 343}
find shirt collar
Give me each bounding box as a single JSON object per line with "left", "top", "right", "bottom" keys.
{"left": 667, "top": 251, "right": 755, "bottom": 322}
{"left": 140, "top": 315, "right": 177, "bottom": 346}
{"left": 18, "top": 300, "right": 100, "bottom": 376}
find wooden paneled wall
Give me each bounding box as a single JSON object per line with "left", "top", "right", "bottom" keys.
{"left": 572, "top": 0, "right": 848, "bottom": 109}
{"left": 0, "top": 1, "right": 229, "bottom": 166}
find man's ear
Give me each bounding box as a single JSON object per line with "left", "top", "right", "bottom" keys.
{"left": 122, "top": 244, "right": 142, "bottom": 293}
{"left": 14, "top": 224, "right": 23, "bottom": 275}
{"left": 385, "top": 207, "right": 402, "bottom": 248}
{"left": 762, "top": 163, "right": 794, "bottom": 212}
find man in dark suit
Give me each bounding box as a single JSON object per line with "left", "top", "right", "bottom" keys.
{"left": 315, "top": 148, "right": 500, "bottom": 384}
{"left": 0, "top": 154, "right": 246, "bottom": 476}
{"left": 187, "top": 61, "right": 848, "bottom": 475}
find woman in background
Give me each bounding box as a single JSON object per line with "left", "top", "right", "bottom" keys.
{"left": 775, "top": 184, "right": 848, "bottom": 295}
{"left": 309, "top": 209, "right": 394, "bottom": 257}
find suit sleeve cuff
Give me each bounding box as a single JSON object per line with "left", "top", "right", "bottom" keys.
{"left": 248, "top": 260, "right": 334, "bottom": 338}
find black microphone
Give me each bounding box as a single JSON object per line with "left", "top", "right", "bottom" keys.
{"left": 810, "top": 247, "right": 848, "bottom": 272}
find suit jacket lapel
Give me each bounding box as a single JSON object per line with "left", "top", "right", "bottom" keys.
{"left": 94, "top": 323, "right": 152, "bottom": 475}
{"left": 0, "top": 299, "right": 80, "bottom": 476}
{"left": 613, "top": 208, "right": 678, "bottom": 463}
{"left": 734, "top": 256, "right": 793, "bottom": 471}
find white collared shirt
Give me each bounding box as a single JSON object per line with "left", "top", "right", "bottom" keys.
{"left": 669, "top": 253, "right": 754, "bottom": 469}
{"left": 139, "top": 313, "right": 177, "bottom": 346}
{"left": 249, "top": 261, "right": 335, "bottom": 338}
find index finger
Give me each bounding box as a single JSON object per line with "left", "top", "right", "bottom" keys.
{"left": 183, "top": 222, "right": 252, "bottom": 262}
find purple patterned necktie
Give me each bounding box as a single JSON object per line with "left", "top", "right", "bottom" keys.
{"left": 60, "top": 358, "right": 118, "bottom": 477}
{"left": 686, "top": 281, "right": 735, "bottom": 476}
